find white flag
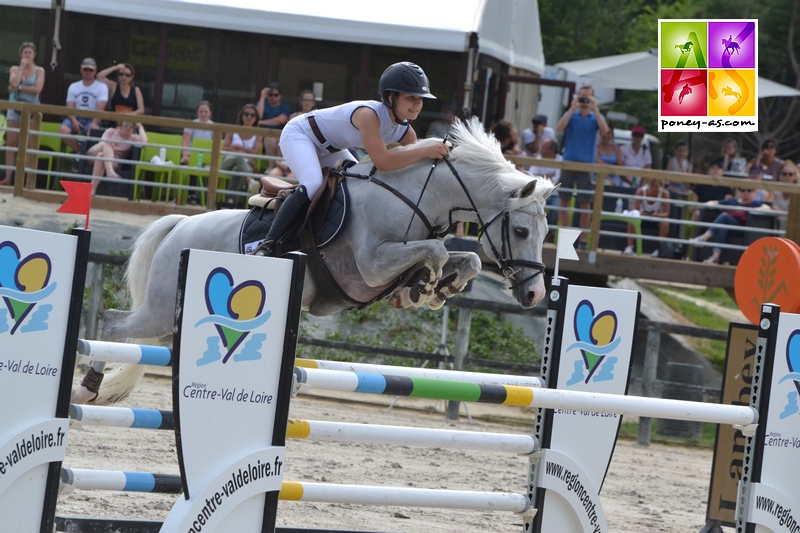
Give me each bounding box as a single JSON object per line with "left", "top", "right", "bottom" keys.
{"left": 556, "top": 228, "right": 581, "bottom": 262}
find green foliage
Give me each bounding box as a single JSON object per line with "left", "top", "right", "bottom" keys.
{"left": 618, "top": 419, "right": 717, "bottom": 447}
{"left": 297, "top": 302, "right": 539, "bottom": 372}
{"left": 644, "top": 283, "right": 739, "bottom": 309}
{"left": 651, "top": 288, "right": 728, "bottom": 370}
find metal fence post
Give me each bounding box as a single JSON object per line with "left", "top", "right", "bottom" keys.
{"left": 446, "top": 307, "right": 472, "bottom": 420}
{"left": 637, "top": 325, "right": 661, "bottom": 445}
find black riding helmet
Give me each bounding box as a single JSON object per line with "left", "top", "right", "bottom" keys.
{"left": 379, "top": 62, "right": 436, "bottom": 125}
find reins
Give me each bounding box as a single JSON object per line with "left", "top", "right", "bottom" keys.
{"left": 331, "top": 150, "right": 548, "bottom": 290}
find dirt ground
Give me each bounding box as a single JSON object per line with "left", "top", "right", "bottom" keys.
{"left": 58, "top": 372, "right": 718, "bottom": 533}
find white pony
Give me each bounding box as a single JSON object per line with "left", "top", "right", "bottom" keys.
{"left": 75, "top": 117, "right": 556, "bottom": 404}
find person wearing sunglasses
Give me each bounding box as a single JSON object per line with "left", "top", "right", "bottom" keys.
{"left": 253, "top": 62, "right": 449, "bottom": 258}
{"left": 97, "top": 62, "right": 144, "bottom": 116}
{"left": 774, "top": 160, "right": 798, "bottom": 230}
{"left": 256, "top": 83, "right": 291, "bottom": 163}
{"left": 691, "top": 186, "right": 771, "bottom": 264}
{"left": 752, "top": 138, "right": 783, "bottom": 181}
{"left": 58, "top": 58, "right": 108, "bottom": 154}
{"left": 220, "top": 104, "right": 262, "bottom": 206}
{"left": 2, "top": 42, "right": 44, "bottom": 186}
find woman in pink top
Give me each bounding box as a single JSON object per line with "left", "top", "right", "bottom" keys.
{"left": 88, "top": 120, "right": 147, "bottom": 196}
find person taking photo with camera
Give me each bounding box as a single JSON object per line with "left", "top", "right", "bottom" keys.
{"left": 555, "top": 85, "right": 610, "bottom": 250}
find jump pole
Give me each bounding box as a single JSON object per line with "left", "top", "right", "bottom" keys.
{"left": 68, "top": 404, "right": 538, "bottom": 454}
{"left": 60, "top": 469, "right": 531, "bottom": 513}
{"left": 293, "top": 367, "right": 757, "bottom": 426}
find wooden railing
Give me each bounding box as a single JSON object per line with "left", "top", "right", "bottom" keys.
{"left": 0, "top": 100, "right": 280, "bottom": 212}
{"left": 507, "top": 154, "right": 800, "bottom": 247}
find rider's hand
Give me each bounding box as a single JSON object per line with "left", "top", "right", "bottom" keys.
{"left": 427, "top": 142, "right": 450, "bottom": 160}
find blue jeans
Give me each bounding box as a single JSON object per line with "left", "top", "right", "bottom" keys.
{"left": 709, "top": 212, "right": 742, "bottom": 252}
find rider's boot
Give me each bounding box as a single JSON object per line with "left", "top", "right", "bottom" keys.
{"left": 252, "top": 185, "right": 311, "bottom": 257}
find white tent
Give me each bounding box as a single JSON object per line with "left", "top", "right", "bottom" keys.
{"left": 556, "top": 49, "right": 800, "bottom": 98}
{"left": 10, "top": 0, "right": 545, "bottom": 74}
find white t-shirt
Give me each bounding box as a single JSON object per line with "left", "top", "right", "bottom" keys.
{"left": 619, "top": 143, "right": 652, "bottom": 169}
{"left": 521, "top": 127, "right": 555, "bottom": 155}
{"left": 66, "top": 80, "right": 109, "bottom": 111}
{"left": 298, "top": 100, "right": 409, "bottom": 151}
{"left": 529, "top": 154, "right": 563, "bottom": 184}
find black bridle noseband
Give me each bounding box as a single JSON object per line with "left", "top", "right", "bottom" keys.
{"left": 332, "top": 151, "right": 548, "bottom": 291}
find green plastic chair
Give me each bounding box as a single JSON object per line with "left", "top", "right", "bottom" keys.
{"left": 177, "top": 138, "right": 234, "bottom": 207}
{"left": 133, "top": 133, "right": 182, "bottom": 202}
{"left": 36, "top": 121, "right": 64, "bottom": 190}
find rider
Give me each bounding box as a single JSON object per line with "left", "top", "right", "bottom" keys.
{"left": 253, "top": 62, "right": 450, "bottom": 257}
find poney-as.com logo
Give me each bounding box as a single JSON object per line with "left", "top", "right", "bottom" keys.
{"left": 778, "top": 330, "right": 800, "bottom": 419}
{"left": 0, "top": 241, "right": 56, "bottom": 335}
{"left": 565, "top": 300, "right": 622, "bottom": 386}
{"left": 194, "top": 267, "right": 271, "bottom": 366}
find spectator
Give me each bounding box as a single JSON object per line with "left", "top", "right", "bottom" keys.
{"left": 692, "top": 158, "right": 733, "bottom": 204}
{"left": 221, "top": 103, "right": 262, "bottom": 207}
{"left": 529, "top": 137, "right": 562, "bottom": 226}
{"left": 180, "top": 100, "right": 214, "bottom": 165}
{"left": 618, "top": 125, "right": 652, "bottom": 188}
{"left": 490, "top": 120, "right": 525, "bottom": 156}
{"left": 180, "top": 100, "right": 214, "bottom": 205}
{"left": 256, "top": 83, "right": 291, "bottom": 161}
{"left": 665, "top": 140, "right": 692, "bottom": 194}
{"left": 752, "top": 138, "right": 783, "bottom": 181}
{"left": 744, "top": 163, "right": 775, "bottom": 205}
{"left": 721, "top": 138, "right": 747, "bottom": 174}
{"left": 88, "top": 120, "right": 146, "bottom": 196}
{"left": 521, "top": 114, "right": 555, "bottom": 156}
{"left": 691, "top": 187, "right": 771, "bottom": 264}
{"left": 555, "top": 85, "right": 610, "bottom": 249}
{"left": 2, "top": 42, "right": 44, "bottom": 186}
{"left": 290, "top": 90, "right": 317, "bottom": 120}
{"left": 426, "top": 100, "right": 457, "bottom": 139}
{"left": 594, "top": 127, "right": 621, "bottom": 186}
{"left": 774, "top": 160, "right": 798, "bottom": 231}
{"left": 623, "top": 178, "right": 670, "bottom": 256}
{"left": 97, "top": 62, "right": 144, "bottom": 115}
{"left": 58, "top": 58, "right": 108, "bottom": 154}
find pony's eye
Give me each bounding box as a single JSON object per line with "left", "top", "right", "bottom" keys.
{"left": 514, "top": 227, "right": 529, "bottom": 238}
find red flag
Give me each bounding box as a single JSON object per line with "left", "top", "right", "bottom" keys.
{"left": 57, "top": 181, "right": 92, "bottom": 229}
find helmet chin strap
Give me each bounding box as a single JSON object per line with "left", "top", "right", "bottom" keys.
{"left": 387, "top": 92, "right": 411, "bottom": 126}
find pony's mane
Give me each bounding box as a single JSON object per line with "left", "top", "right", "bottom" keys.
{"left": 395, "top": 117, "right": 556, "bottom": 211}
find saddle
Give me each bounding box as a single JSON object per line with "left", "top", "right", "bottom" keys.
{"left": 239, "top": 173, "right": 348, "bottom": 255}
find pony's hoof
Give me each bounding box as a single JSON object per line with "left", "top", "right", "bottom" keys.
{"left": 388, "top": 291, "right": 409, "bottom": 309}
{"left": 70, "top": 386, "right": 99, "bottom": 404}
{"left": 427, "top": 295, "right": 446, "bottom": 310}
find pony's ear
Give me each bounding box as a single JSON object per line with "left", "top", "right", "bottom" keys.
{"left": 547, "top": 182, "right": 561, "bottom": 200}
{"left": 515, "top": 180, "right": 537, "bottom": 199}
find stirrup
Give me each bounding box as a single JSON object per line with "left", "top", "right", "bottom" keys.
{"left": 251, "top": 240, "right": 277, "bottom": 257}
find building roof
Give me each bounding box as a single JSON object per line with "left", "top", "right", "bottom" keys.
{"left": 13, "top": 0, "right": 544, "bottom": 74}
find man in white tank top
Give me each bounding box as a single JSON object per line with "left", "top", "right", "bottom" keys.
{"left": 254, "top": 62, "right": 450, "bottom": 257}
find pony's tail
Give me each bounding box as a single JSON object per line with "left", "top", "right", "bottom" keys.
{"left": 127, "top": 215, "right": 186, "bottom": 310}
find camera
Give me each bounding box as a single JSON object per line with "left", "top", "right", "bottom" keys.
{"left": 578, "top": 96, "right": 590, "bottom": 104}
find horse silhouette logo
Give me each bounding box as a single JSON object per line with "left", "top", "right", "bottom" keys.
{"left": 565, "top": 300, "right": 622, "bottom": 385}
{"left": 675, "top": 41, "right": 693, "bottom": 54}
{"left": 721, "top": 86, "right": 742, "bottom": 101}
{"left": 778, "top": 330, "right": 800, "bottom": 419}
{"left": 679, "top": 84, "right": 693, "bottom": 104}
{"left": 0, "top": 241, "right": 57, "bottom": 335}
{"left": 722, "top": 36, "right": 741, "bottom": 55}
{"left": 193, "top": 267, "right": 271, "bottom": 366}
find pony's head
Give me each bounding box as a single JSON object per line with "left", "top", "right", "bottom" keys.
{"left": 445, "top": 117, "right": 558, "bottom": 211}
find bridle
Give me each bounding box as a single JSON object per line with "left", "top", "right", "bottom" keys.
{"left": 332, "top": 151, "right": 548, "bottom": 291}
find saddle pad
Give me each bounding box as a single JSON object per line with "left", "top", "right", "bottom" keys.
{"left": 239, "top": 180, "right": 350, "bottom": 255}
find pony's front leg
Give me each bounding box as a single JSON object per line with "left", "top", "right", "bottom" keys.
{"left": 427, "top": 251, "right": 482, "bottom": 310}
{"left": 363, "top": 240, "right": 449, "bottom": 308}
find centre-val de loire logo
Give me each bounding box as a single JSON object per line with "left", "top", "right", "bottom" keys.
{"left": 565, "top": 300, "right": 622, "bottom": 386}
{"left": 194, "top": 267, "right": 272, "bottom": 366}
{"left": 0, "top": 241, "right": 56, "bottom": 335}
